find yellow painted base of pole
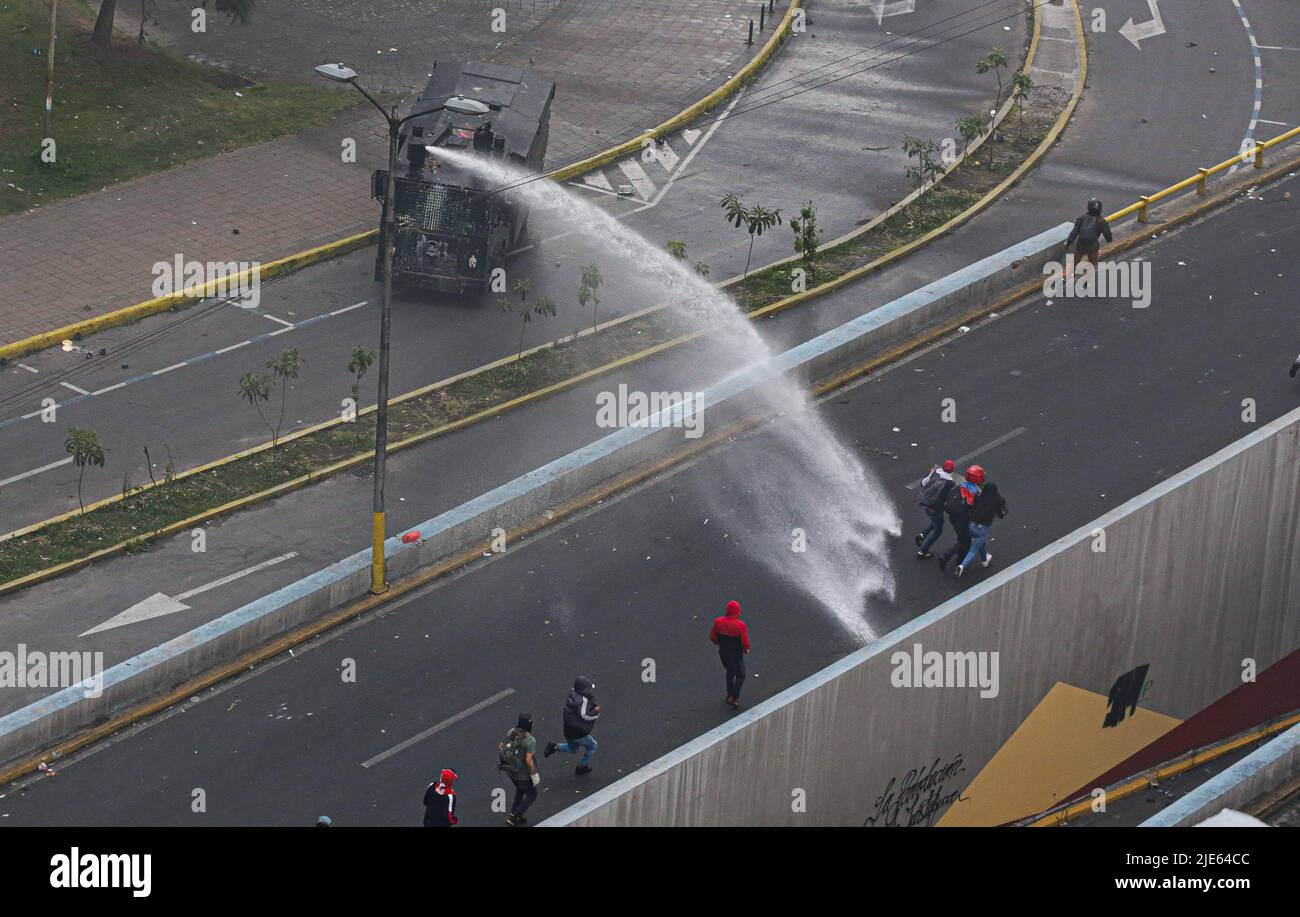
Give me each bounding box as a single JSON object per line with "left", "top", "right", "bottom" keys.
{"left": 370, "top": 511, "right": 388, "bottom": 595}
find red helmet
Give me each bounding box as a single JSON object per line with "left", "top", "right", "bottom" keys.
{"left": 965, "top": 465, "right": 986, "bottom": 486}
{"left": 941, "top": 459, "right": 956, "bottom": 473}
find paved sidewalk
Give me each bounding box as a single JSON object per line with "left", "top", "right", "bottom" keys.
{"left": 0, "top": 0, "right": 768, "bottom": 346}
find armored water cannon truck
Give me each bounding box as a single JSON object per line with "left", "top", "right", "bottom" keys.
{"left": 371, "top": 61, "right": 555, "bottom": 294}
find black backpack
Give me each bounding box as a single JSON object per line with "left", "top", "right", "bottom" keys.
{"left": 944, "top": 482, "right": 970, "bottom": 517}
{"left": 497, "top": 728, "right": 529, "bottom": 778}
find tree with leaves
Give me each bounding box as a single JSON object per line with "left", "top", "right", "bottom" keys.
{"left": 902, "top": 135, "right": 942, "bottom": 200}
{"left": 347, "top": 346, "right": 377, "bottom": 403}
{"left": 497, "top": 277, "right": 556, "bottom": 361}
{"left": 720, "top": 193, "right": 783, "bottom": 279}
{"left": 790, "top": 200, "right": 822, "bottom": 267}
{"left": 1011, "top": 71, "right": 1036, "bottom": 136}
{"left": 95, "top": 0, "right": 256, "bottom": 47}
{"left": 976, "top": 47, "right": 1010, "bottom": 111}
{"left": 238, "top": 370, "right": 274, "bottom": 444}
{"left": 955, "top": 115, "right": 986, "bottom": 162}
{"left": 267, "top": 348, "right": 302, "bottom": 448}
{"left": 666, "top": 240, "right": 711, "bottom": 278}
{"left": 65, "top": 427, "right": 107, "bottom": 514}
{"left": 578, "top": 263, "right": 603, "bottom": 332}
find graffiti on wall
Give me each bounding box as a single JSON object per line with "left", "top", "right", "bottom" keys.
{"left": 864, "top": 753, "right": 969, "bottom": 826}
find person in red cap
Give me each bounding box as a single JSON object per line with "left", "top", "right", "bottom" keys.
{"left": 422, "top": 768, "right": 459, "bottom": 827}
{"left": 938, "top": 465, "right": 984, "bottom": 573}
{"left": 915, "top": 459, "right": 957, "bottom": 558}
{"left": 709, "top": 600, "right": 751, "bottom": 709}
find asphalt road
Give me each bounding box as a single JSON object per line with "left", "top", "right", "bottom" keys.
{"left": 2, "top": 165, "right": 1296, "bottom": 825}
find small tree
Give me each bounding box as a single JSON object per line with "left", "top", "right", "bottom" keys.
{"left": 65, "top": 428, "right": 107, "bottom": 514}
{"left": 720, "top": 193, "right": 783, "bottom": 279}
{"left": 902, "top": 135, "right": 942, "bottom": 200}
{"left": 347, "top": 347, "right": 377, "bottom": 402}
{"left": 266, "top": 348, "right": 303, "bottom": 448}
{"left": 1011, "top": 71, "right": 1036, "bottom": 136}
{"left": 667, "top": 240, "right": 711, "bottom": 277}
{"left": 578, "top": 263, "right": 603, "bottom": 331}
{"left": 790, "top": 200, "right": 822, "bottom": 267}
{"left": 955, "top": 116, "right": 986, "bottom": 162}
{"left": 976, "top": 47, "right": 1010, "bottom": 111}
{"left": 238, "top": 371, "right": 274, "bottom": 444}
{"left": 502, "top": 295, "right": 557, "bottom": 362}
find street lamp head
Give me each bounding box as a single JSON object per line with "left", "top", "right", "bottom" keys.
{"left": 315, "top": 63, "right": 358, "bottom": 83}
{"left": 443, "top": 94, "right": 491, "bottom": 116}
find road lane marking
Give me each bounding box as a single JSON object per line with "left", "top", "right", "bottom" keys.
{"left": 17, "top": 364, "right": 39, "bottom": 374}
{"left": 329, "top": 300, "right": 368, "bottom": 317}
{"left": 905, "top": 428, "right": 1028, "bottom": 489}
{"left": 0, "top": 457, "right": 73, "bottom": 488}
{"left": 360, "top": 688, "right": 516, "bottom": 768}
{"left": 152, "top": 362, "right": 188, "bottom": 376}
{"left": 616, "top": 158, "right": 657, "bottom": 201}
{"left": 214, "top": 340, "right": 252, "bottom": 355}
{"left": 59, "top": 381, "right": 90, "bottom": 395}
{"left": 82, "top": 552, "right": 300, "bottom": 636}
{"left": 653, "top": 141, "right": 680, "bottom": 173}
{"left": 259, "top": 312, "right": 295, "bottom": 328}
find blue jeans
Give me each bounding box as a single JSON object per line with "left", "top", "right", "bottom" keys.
{"left": 919, "top": 507, "right": 945, "bottom": 552}
{"left": 961, "top": 522, "right": 990, "bottom": 569}
{"left": 556, "top": 734, "right": 597, "bottom": 766}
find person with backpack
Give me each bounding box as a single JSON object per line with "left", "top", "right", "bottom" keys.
{"left": 938, "top": 465, "right": 984, "bottom": 573}
{"left": 498, "top": 713, "right": 541, "bottom": 827}
{"left": 915, "top": 460, "right": 957, "bottom": 559}
{"left": 1064, "top": 198, "right": 1113, "bottom": 269}
{"left": 955, "top": 481, "right": 1008, "bottom": 578}
{"left": 544, "top": 677, "right": 601, "bottom": 775}
{"left": 709, "top": 599, "right": 751, "bottom": 709}
{"left": 422, "top": 768, "right": 459, "bottom": 827}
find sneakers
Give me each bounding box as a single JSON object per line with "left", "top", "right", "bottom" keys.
{"left": 506, "top": 814, "right": 528, "bottom": 827}
{"left": 543, "top": 742, "right": 557, "bottom": 758}
{"left": 914, "top": 532, "right": 924, "bottom": 547}
{"left": 575, "top": 764, "right": 592, "bottom": 776}
{"left": 916, "top": 550, "right": 933, "bottom": 559}
{"left": 954, "top": 564, "right": 965, "bottom": 578}
{"left": 726, "top": 695, "right": 739, "bottom": 709}
{"left": 981, "top": 552, "right": 993, "bottom": 568}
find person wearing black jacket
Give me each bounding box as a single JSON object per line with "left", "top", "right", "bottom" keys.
{"left": 422, "top": 768, "right": 459, "bottom": 827}
{"left": 956, "top": 482, "right": 1008, "bottom": 577}
{"left": 543, "top": 677, "right": 601, "bottom": 775}
{"left": 1065, "top": 198, "right": 1113, "bottom": 268}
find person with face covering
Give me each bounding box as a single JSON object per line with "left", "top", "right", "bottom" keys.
{"left": 544, "top": 677, "right": 601, "bottom": 775}
{"left": 422, "top": 768, "right": 459, "bottom": 827}
{"left": 956, "top": 481, "right": 1008, "bottom": 577}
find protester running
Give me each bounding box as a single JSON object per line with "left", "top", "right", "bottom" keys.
{"left": 709, "top": 599, "right": 752, "bottom": 709}
{"left": 956, "top": 481, "right": 1008, "bottom": 577}
{"left": 938, "top": 465, "right": 984, "bottom": 573}
{"left": 915, "top": 459, "right": 957, "bottom": 559}
{"left": 544, "top": 677, "right": 601, "bottom": 775}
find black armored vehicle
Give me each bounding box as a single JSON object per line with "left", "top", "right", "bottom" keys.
{"left": 372, "top": 62, "right": 555, "bottom": 294}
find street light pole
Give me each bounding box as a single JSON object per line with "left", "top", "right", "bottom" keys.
{"left": 43, "top": 0, "right": 58, "bottom": 140}
{"left": 314, "top": 63, "right": 488, "bottom": 595}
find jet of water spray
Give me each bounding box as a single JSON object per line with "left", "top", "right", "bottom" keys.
{"left": 436, "top": 148, "right": 900, "bottom": 641}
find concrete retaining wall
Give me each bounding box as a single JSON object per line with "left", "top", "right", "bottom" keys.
{"left": 1140, "top": 723, "right": 1300, "bottom": 827}
{"left": 0, "top": 223, "right": 1072, "bottom": 769}
{"left": 544, "top": 407, "right": 1300, "bottom": 826}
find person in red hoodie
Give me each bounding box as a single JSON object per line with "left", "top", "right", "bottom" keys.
{"left": 422, "top": 768, "right": 459, "bottom": 827}
{"left": 709, "top": 600, "right": 751, "bottom": 709}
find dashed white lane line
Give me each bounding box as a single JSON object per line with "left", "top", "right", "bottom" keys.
{"left": 16, "top": 364, "right": 39, "bottom": 374}
{"left": 214, "top": 340, "right": 252, "bottom": 355}
{"left": 904, "top": 428, "right": 1029, "bottom": 490}
{"left": 260, "top": 312, "right": 295, "bottom": 328}
{"left": 0, "top": 457, "right": 73, "bottom": 488}
{"left": 360, "top": 688, "right": 516, "bottom": 768}
{"left": 59, "top": 381, "right": 90, "bottom": 396}
{"left": 1257, "top": 45, "right": 1300, "bottom": 51}
{"left": 152, "top": 362, "right": 188, "bottom": 376}
{"left": 329, "top": 300, "right": 369, "bottom": 317}
{"left": 92, "top": 382, "right": 126, "bottom": 395}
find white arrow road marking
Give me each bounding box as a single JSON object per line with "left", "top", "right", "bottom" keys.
{"left": 81, "top": 551, "right": 298, "bottom": 636}
{"left": 1119, "top": 0, "right": 1165, "bottom": 49}
{"left": 361, "top": 688, "right": 516, "bottom": 768}
{"left": 0, "top": 457, "right": 72, "bottom": 488}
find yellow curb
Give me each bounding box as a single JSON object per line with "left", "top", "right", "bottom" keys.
{"left": 0, "top": 3, "right": 802, "bottom": 364}
{"left": 0, "top": 413, "right": 759, "bottom": 784}
{"left": 1025, "top": 712, "right": 1300, "bottom": 827}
